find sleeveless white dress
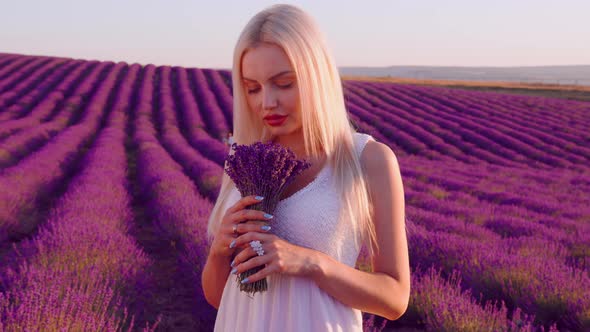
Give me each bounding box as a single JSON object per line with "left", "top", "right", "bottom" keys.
{"left": 214, "top": 133, "right": 375, "bottom": 332}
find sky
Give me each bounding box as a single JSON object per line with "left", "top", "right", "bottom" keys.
{"left": 1, "top": 0, "right": 589, "bottom": 69}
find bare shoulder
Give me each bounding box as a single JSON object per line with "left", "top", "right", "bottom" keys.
{"left": 359, "top": 139, "right": 404, "bottom": 206}
{"left": 359, "top": 140, "right": 400, "bottom": 177}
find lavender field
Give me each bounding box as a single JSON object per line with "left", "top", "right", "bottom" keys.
{"left": 0, "top": 53, "right": 588, "bottom": 332}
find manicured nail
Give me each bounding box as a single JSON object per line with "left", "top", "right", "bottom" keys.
{"left": 241, "top": 277, "right": 250, "bottom": 284}
{"left": 263, "top": 213, "right": 273, "bottom": 219}
{"left": 255, "top": 196, "right": 264, "bottom": 201}
{"left": 230, "top": 260, "right": 236, "bottom": 267}
{"left": 261, "top": 225, "right": 271, "bottom": 232}
{"left": 231, "top": 268, "right": 238, "bottom": 274}
{"left": 229, "top": 240, "right": 236, "bottom": 249}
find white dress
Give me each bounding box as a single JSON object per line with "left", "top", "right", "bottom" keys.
{"left": 214, "top": 133, "right": 375, "bottom": 332}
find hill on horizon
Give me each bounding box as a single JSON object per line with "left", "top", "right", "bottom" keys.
{"left": 339, "top": 64, "right": 590, "bottom": 86}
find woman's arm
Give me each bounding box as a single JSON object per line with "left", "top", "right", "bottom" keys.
{"left": 230, "top": 140, "right": 410, "bottom": 320}
{"left": 309, "top": 253, "right": 408, "bottom": 321}
{"left": 311, "top": 140, "right": 410, "bottom": 320}
{"left": 202, "top": 249, "right": 232, "bottom": 309}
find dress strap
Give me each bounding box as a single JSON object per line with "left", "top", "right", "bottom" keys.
{"left": 354, "top": 132, "right": 375, "bottom": 159}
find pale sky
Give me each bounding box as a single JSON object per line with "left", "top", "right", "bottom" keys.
{"left": 1, "top": 0, "right": 589, "bottom": 69}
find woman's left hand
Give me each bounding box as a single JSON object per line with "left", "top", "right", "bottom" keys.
{"left": 229, "top": 232, "right": 320, "bottom": 283}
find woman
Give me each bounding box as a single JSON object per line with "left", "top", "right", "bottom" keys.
{"left": 202, "top": 4, "right": 410, "bottom": 331}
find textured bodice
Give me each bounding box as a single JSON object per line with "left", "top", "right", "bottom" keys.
{"left": 225, "top": 133, "right": 374, "bottom": 267}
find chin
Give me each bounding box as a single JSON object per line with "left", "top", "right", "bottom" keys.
{"left": 273, "top": 124, "right": 296, "bottom": 133}
{"left": 262, "top": 120, "right": 301, "bottom": 138}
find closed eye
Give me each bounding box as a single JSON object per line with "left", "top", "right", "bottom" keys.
{"left": 246, "top": 81, "right": 294, "bottom": 94}
{"left": 278, "top": 82, "right": 293, "bottom": 89}
{"left": 247, "top": 87, "right": 260, "bottom": 94}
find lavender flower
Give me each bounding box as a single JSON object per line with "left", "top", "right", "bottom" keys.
{"left": 224, "top": 141, "right": 311, "bottom": 294}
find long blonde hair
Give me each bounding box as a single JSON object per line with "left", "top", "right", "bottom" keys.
{"left": 207, "top": 4, "right": 379, "bottom": 259}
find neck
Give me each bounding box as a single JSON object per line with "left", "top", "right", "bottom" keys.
{"left": 273, "top": 130, "right": 324, "bottom": 162}
{"left": 276, "top": 138, "right": 305, "bottom": 158}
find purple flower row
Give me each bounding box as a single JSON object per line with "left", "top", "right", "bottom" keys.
{"left": 346, "top": 84, "right": 450, "bottom": 160}
{"left": 403, "top": 157, "right": 589, "bottom": 226}
{"left": 155, "top": 65, "right": 223, "bottom": 200}
{"left": 0, "top": 62, "right": 104, "bottom": 168}
{"left": 406, "top": 265, "right": 543, "bottom": 331}
{"left": 0, "top": 62, "right": 122, "bottom": 243}
{"left": 352, "top": 82, "right": 536, "bottom": 167}
{"left": 133, "top": 64, "right": 217, "bottom": 327}
{"left": 348, "top": 82, "right": 509, "bottom": 166}
{"left": 0, "top": 55, "right": 31, "bottom": 78}
{"left": 363, "top": 81, "right": 590, "bottom": 168}
{"left": 403, "top": 159, "right": 589, "bottom": 271}
{"left": 449, "top": 86, "right": 590, "bottom": 137}
{"left": 0, "top": 61, "right": 98, "bottom": 140}
{"left": 345, "top": 101, "right": 412, "bottom": 157}
{"left": 171, "top": 66, "right": 228, "bottom": 166}
{"left": 399, "top": 85, "right": 577, "bottom": 168}
{"left": 202, "top": 68, "right": 234, "bottom": 129}
{"left": 0, "top": 58, "right": 71, "bottom": 117}
{"left": 0, "top": 63, "right": 159, "bottom": 331}
{"left": 424, "top": 85, "right": 590, "bottom": 164}
{"left": 394, "top": 82, "right": 590, "bottom": 138}
{"left": 187, "top": 67, "right": 231, "bottom": 140}
{"left": 407, "top": 218, "right": 589, "bottom": 330}
{"left": 388, "top": 81, "right": 576, "bottom": 166}
{"left": 0, "top": 57, "right": 55, "bottom": 99}
{"left": 0, "top": 56, "right": 37, "bottom": 80}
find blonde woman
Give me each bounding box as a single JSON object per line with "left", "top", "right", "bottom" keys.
{"left": 202, "top": 4, "right": 410, "bottom": 331}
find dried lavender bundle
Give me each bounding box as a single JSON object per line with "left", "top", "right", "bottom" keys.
{"left": 224, "top": 141, "right": 311, "bottom": 294}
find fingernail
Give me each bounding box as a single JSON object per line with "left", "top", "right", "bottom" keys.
{"left": 241, "top": 277, "right": 250, "bottom": 284}
{"left": 230, "top": 260, "right": 236, "bottom": 267}
{"left": 263, "top": 213, "right": 273, "bottom": 219}
{"left": 255, "top": 196, "right": 264, "bottom": 201}
{"left": 261, "top": 225, "right": 271, "bottom": 232}
{"left": 229, "top": 240, "right": 236, "bottom": 249}
{"left": 231, "top": 268, "right": 238, "bottom": 274}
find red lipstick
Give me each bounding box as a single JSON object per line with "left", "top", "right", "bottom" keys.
{"left": 264, "top": 114, "right": 287, "bottom": 126}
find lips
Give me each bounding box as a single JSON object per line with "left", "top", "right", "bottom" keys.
{"left": 264, "top": 114, "right": 287, "bottom": 126}
{"left": 263, "top": 114, "right": 287, "bottom": 120}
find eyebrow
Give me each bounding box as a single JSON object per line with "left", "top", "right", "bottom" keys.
{"left": 242, "top": 70, "right": 294, "bottom": 82}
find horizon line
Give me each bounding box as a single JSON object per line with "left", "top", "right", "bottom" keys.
{"left": 2, "top": 51, "right": 589, "bottom": 70}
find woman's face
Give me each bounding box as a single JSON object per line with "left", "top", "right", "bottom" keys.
{"left": 241, "top": 43, "right": 301, "bottom": 139}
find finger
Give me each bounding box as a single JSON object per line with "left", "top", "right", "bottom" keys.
{"left": 227, "top": 195, "right": 265, "bottom": 214}
{"left": 229, "top": 209, "right": 273, "bottom": 225}
{"left": 233, "top": 232, "right": 275, "bottom": 249}
{"left": 231, "top": 242, "right": 260, "bottom": 267}
{"left": 232, "top": 253, "right": 271, "bottom": 276}
{"left": 223, "top": 234, "right": 241, "bottom": 253}
{"left": 231, "top": 221, "right": 272, "bottom": 235}
{"left": 225, "top": 222, "right": 240, "bottom": 238}
{"left": 240, "top": 262, "right": 282, "bottom": 284}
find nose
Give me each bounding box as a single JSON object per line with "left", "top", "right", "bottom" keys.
{"left": 262, "top": 88, "right": 278, "bottom": 110}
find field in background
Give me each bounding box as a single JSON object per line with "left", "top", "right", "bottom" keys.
{"left": 342, "top": 75, "right": 590, "bottom": 102}
{"left": 0, "top": 53, "right": 589, "bottom": 331}
{"left": 339, "top": 65, "right": 590, "bottom": 87}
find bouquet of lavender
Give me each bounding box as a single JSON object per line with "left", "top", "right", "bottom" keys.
{"left": 224, "top": 141, "right": 311, "bottom": 294}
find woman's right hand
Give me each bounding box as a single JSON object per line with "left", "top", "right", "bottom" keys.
{"left": 209, "top": 195, "right": 274, "bottom": 258}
